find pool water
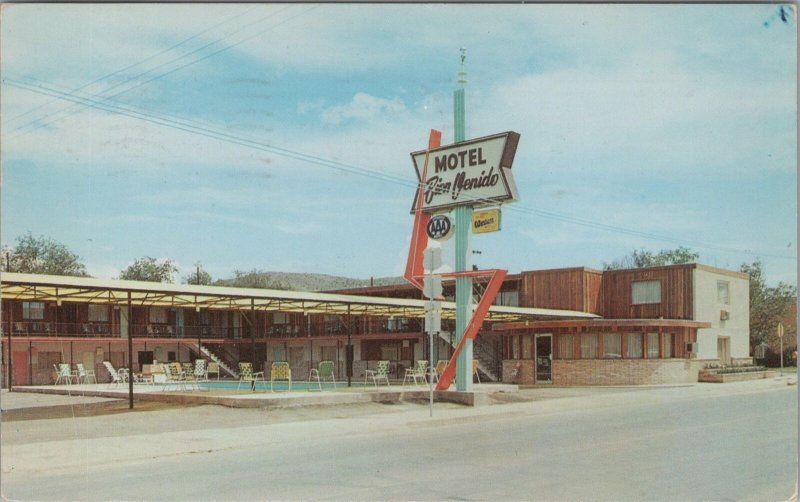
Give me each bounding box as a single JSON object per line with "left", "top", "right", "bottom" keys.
{"left": 198, "top": 380, "right": 361, "bottom": 391}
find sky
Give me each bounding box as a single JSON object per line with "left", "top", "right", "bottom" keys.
{"left": 1, "top": 3, "right": 797, "bottom": 286}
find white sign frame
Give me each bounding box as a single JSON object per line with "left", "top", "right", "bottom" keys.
{"left": 410, "top": 131, "right": 520, "bottom": 213}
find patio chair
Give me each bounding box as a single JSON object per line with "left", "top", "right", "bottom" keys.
{"left": 194, "top": 359, "right": 208, "bottom": 382}
{"left": 434, "top": 360, "right": 449, "bottom": 383}
{"left": 102, "top": 361, "right": 127, "bottom": 387}
{"left": 365, "top": 360, "right": 391, "bottom": 388}
{"left": 206, "top": 361, "right": 220, "bottom": 380}
{"left": 76, "top": 363, "right": 97, "bottom": 384}
{"left": 163, "top": 362, "right": 187, "bottom": 391}
{"left": 473, "top": 359, "right": 481, "bottom": 384}
{"left": 270, "top": 362, "right": 292, "bottom": 392}
{"left": 403, "top": 360, "right": 428, "bottom": 386}
{"left": 308, "top": 360, "right": 336, "bottom": 391}
{"left": 182, "top": 362, "right": 195, "bottom": 382}
{"left": 54, "top": 363, "right": 77, "bottom": 385}
{"left": 237, "top": 362, "right": 265, "bottom": 391}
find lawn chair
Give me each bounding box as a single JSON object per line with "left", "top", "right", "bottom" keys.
{"left": 194, "top": 359, "right": 208, "bottom": 381}
{"left": 206, "top": 361, "right": 220, "bottom": 380}
{"left": 434, "top": 360, "right": 449, "bottom": 383}
{"left": 237, "top": 362, "right": 265, "bottom": 391}
{"left": 403, "top": 360, "right": 428, "bottom": 386}
{"left": 473, "top": 359, "right": 481, "bottom": 384}
{"left": 270, "top": 362, "right": 292, "bottom": 392}
{"left": 308, "top": 360, "right": 335, "bottom": 391}
{"left": 54, "top": 363, "right": 77, "bottom": 385}
{"left": 365, "top": 360, "right": 390, "bottom": 388}
{"left": 76, "top": 363, "right": 97, "bottom": 384}
{"left": 102, "top": 361, "right": 127, "bottom": 387}
{"left": 182, "top": 362, "right": 195, "bottom": 382}
{"left": 163, "top": 362, "right": 187, "bottom": 391}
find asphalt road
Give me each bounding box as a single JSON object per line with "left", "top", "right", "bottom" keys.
{"left": 2, "top": 380, "right": 797, "bottom": 501}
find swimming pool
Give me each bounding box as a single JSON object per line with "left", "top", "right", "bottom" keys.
{"left": 198, "top": 380, "right": 362, "bottom": 391}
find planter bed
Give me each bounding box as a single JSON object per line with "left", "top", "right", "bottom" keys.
{"left": 699, "top": 370, "right": 768, "bottom": 383}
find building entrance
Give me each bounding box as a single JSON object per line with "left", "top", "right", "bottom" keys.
{"left": 535, "top": 334, "right": 552, "bottom": 383}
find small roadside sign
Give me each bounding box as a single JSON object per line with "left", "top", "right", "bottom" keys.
{"left": 472, "top": 208, "right": 501, "bottom": 234}
{"left": 778, "top": 322, "right": 785, "bottom": 338}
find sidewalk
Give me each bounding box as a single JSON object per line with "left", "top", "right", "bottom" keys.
{"left": 1, "top": 389, "right": 120, "bottom": 411}
{"left": 0, "top": 381, "right": 520, "bottom": 419}
{"left": 2, "top": 376, "right": 794, "bottom": 420}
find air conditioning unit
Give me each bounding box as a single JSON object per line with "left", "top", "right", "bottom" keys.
{"left": 686, "top": 342, "right": 697, "bottom": 353}
{"left": 720, "top": 310, "right": 730, "bottom": 321}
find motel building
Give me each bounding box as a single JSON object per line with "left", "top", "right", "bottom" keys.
{"left": 0, "top": 263, "right": 749, "bottom": 387}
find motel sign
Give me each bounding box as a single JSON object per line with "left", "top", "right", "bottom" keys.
{"left": 410, "top": 131, "right": 520, "bottom": 213}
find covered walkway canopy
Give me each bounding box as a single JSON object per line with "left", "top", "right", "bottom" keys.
{"left": 0, "top": 272, "right": 599, "bottom": 322}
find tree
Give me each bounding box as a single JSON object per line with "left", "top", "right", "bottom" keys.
{"left": 215, "top": 269, "right": 289, "bottom": 290}
{"left": 603, "top": 246, "right": 699, "bottom": 270}
{"left": 2, "top": 233, "right": 88, "bottom": 277}
{"left": 119, "top": 257, "right": 178, "bottom": 283}
{"left": 184, "top": 265, "right": 212, "bottom": 285}
{"left": 740, "top": 259, "right": 796, "bottom": 350}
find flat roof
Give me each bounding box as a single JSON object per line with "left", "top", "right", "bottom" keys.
{"left": 0, "top": 272, "right": 599, "bottom": 322}
{"left": 494, "top": 318, "right": 712, "bottom": 331}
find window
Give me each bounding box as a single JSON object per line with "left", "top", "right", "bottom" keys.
{"left": 558, "top": 333, "right": 575, "bottom": 359}
{"left": 494, "top": 290, "right": 519, "bottom": 307}
{"left": 603, "top": 333, "right": 622, "bottom": 358}
{"left": 626, "top": 333, "right": 643, "bottom": 358}
{"left": 580, "top": 334, "right": 598, "bottom": 359}
{"left": 22, "top": 302, "right": 45, "bottom": 320}
{"left": 88, "top": 304, "right": 109, "bottom": 322}
{"left": 273, "top": 312, "right": 289, "bottom": 324}
{"left": 149, "top": 307, "right": 167, "bottom": 324}
{"left": 663, "top": 333, "right": 673, "bottom": 358}
{"left": 632, "top": 280, "right": 661, "bottom": 304}
{"left": 380, "top": 343, "right": 399, "bottom": 360}
{"left": 717, "top": 281, "right": 730, "bottom": 305}
{"left": 137, "top": 351, "right": 154, "bottom": 365}
{"left": 646, "top": 333, "right": 660, "bottom": 358}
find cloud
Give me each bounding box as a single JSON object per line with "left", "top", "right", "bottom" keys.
{"left": 471, "top": 55, "right": 795, "bottom": 177}
{"left": 320, "top": 93, "right": 407, "bottom": 125}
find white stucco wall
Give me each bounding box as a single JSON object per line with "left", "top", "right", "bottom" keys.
{"left": 693, "top": 267, "right": 750, "bottom": 360}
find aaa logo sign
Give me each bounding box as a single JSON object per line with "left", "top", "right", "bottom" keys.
{"left": 411, "top": 131, "right": 520, "bottom": 213}
{"left": 426, "top": 214, "right": 452, "bottom": 240}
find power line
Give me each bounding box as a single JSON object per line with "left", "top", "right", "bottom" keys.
{"left": 8, "top": 5, "right": 259, "bottom": 125}
{"left": 9, "top": 4, "right": 315, "bottom": 140}
{"left": 6, "top": 77, "right": 413, "bottom": 187}
{"left": 5, "top": 77, "right": 795, "bottom": 263}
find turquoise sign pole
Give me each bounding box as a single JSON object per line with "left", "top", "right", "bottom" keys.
{"left": 453, "top": 49, "right": 473, "bottom": 392}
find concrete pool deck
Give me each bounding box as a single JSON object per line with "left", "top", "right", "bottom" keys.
{"left": 2, "top": 381, "right": 520, "bottom": 412}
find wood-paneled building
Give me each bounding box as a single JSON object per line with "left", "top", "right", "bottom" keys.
{"left": 0, "top": 272, "right": 592, "bottom": 386}
{"left": 339, "top": 263, "right": 751, "bottom": 385}
{"left": 1, "top": 263, "right": 749, "bottom": 387}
